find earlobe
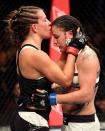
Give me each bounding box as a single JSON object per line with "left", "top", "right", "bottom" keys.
{"left": 31, "top": 24, "right": 37, "bottom": 33}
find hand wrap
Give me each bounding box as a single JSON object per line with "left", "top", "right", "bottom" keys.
{"left": 66, "top": 30, "right": 86, "bottom": 56}
{"left": 33, "top": 91, "right": 57, "bottom": 110}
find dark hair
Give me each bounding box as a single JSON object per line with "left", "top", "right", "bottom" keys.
{"left": 52, "top": 15, "right": 100, "bottom": 64}
{"left": 5, "top": 6, "right": 43, "bottom": 45}
{"left": 52, "top": 15, "right": 85, "bottom": 36}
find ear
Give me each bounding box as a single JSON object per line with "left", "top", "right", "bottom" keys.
{"left": 31, "top": 24, "right": 37, "bottom": 33}
{"left": 65, "top": 30, "right": 73, "bottom": 39}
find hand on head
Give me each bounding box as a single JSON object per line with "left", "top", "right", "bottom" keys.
{"left": 66, "top": 27, "right": 86, "bottom": 56}
{"left": 66, "top": 27, "right": 86, "bottom": 49}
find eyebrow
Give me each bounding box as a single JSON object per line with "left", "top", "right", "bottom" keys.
{"left": 52, "top": 34, "right": 59, "bottom": 38}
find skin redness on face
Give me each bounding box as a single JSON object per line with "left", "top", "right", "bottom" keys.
{"left": 52, "top": 26, "right": 67, "bottom": 52}
{"left": 36, "top": 10, "right": 51, "bottom": 38}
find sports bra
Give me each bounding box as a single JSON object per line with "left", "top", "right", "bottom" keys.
{"left": 17, "top": 44, "right": 53, "bottom": 105}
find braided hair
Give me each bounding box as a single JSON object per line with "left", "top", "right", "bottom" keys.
{"left": 5, "top": 6, "right": 43, "bottom": 45}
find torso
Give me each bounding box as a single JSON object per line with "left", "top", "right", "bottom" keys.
{"left": 62, "top": 45, "right": 100, "bottom": 115}
{"left": 16, "top": 44, "right": 53, "bottom": 111}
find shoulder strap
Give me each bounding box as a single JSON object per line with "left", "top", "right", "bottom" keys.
{"left": 21, "top": 44, "right": 39, "bottom": 50}
{"left": 17, "top": 44, "right": 39, "bottom": 77}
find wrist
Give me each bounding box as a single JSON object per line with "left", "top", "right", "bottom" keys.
{"left": 49, "top": 93, "right": 57, "bottom": 105}
{"left": 66, "top": 46, "right": 79, "bottom": 56}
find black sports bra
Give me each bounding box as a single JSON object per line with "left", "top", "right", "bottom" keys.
{"left": 17, "top": 44, "right": 53, "bottom": 105}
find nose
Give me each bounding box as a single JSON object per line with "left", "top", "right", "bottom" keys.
{"left": 48, "top": 19, "right": 51, "bottom": 25}
{"left": 53, "top": 39, "right": 59, "bottom": 47}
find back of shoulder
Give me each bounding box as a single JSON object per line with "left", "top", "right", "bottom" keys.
{"left": 78, "top": 45, "right": 100, "bottom": 69}
{"left": 19, "top": 45, "right": 49, "bottom": 59}
{"left": 18, "top": 45, "right": 51, "bottom": 70}
{"left": 81, "top": 45, "right": 98, "bottom": 60}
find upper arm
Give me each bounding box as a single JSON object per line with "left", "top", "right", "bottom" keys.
{"left": 77, "top": 52, "right": 100, "bottom": 100}
{"left": 32, "top": 50, "right": 70, "bottom": 86}
{"left": 56, "top": 51, "right": 100, "bottom": 104}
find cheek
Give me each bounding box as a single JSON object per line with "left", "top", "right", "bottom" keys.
{"left": 43, "top": 24, "right": 49, "bottom": 29}
{"left": 60, "top": 37, "right": 66, "bottom": 46}
{"left": 42, "top": 28, "right": 51, "bottom": 38}
{"left": 39, "top": 25, "right": 50, "bottom": 37}
{"left": 43, "top": 25, "right": 50, "bottom": 34}
{"left": 39, "top": 24, "right": 48, "bottom": 31}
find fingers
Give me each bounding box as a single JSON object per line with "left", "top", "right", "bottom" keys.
{"left": 36, "top": 89, "right": 48, "bottom": 94}
{"left": 51, "top": 83, "right": 60, "bottom": 89}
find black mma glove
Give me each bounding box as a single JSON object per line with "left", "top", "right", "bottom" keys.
{"left": 33, "top": 90, "right": 57, "bottom": 110}
{"left": 66, "top": 28, "right": 86, "bottom": 56}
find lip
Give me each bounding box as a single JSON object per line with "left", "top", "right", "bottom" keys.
{"left": 49, "top": 26, "right": 51, "bottom": 30}
{"left": 49, "top": 29, "right": 51, "bottom": 33}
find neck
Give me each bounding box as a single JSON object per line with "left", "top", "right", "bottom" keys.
{"left": 22, "top": 35, "right": 42, "bottom": 50}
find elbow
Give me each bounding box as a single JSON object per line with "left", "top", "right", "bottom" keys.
{"left": 65, "top": 81, "right": 71, "bottom": 87}
{"left": 64, "top": 78, "right": 72, "bottom": 87}
{"left": 82, "top": 91, "right": 94, "bottom": 103}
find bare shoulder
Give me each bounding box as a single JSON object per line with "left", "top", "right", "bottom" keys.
{"left": 20, "top": 47, "right": 49, "bottom": 60}
{"left": 77, "top": 46, "right": 100, "bottom": 70}
{"left": 32, "top": 49, "right": 50, "bottom": 62}
{"left": 19, "top": 47, "right": 51, "bottom": 68}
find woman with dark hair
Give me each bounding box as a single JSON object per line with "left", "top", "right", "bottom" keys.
{"left": 5, "top": 6, "right": 84, "bottom": 131}
{"left": 52, "top": 15, "right": 100, "bottom": 131}
{"left": 34, "top": 15, "right": 100, "bottom": 131}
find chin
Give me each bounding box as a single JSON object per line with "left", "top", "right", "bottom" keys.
{"left": 60, "top": 49, "right": 65, "bottom": 52}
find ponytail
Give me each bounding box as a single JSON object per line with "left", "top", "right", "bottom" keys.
{"left": 4, "top": 6, "right": 43, "bottom": 45}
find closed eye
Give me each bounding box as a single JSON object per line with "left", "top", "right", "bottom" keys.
{"left": 53, "top": 34, "right": 59, "bottom": 39}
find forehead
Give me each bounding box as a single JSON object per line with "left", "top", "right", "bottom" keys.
{"left": 36, "top": 9, "right": 46, "bottom": 19}
{"left": 52, "top": 26, "right": 64, "bottom": 34}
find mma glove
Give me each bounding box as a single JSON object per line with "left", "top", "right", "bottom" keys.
{"left": 33, "top": 91, "right": 57, "bottom": 110}
{"left": 66, "top": 30, "right": 86, "bottom": 56}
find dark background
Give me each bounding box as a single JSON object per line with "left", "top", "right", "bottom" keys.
{"left": 0, "top": 0, "right": 105, "bottom": 53}
{"left": 0, "top": 0, "right": 105, "bottom": 126}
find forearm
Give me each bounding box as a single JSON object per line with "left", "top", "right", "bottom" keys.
{"left": 57, "top": 52, "right": 67, "bottom": 69}
{"left": 32, "top": 87, "right": 93, "bottom": 109}
{"left": 63, "top": 54, "right": 76, "bottom": 85}
{"left": 57, "top": 89, "right": 93, "bottom": 104}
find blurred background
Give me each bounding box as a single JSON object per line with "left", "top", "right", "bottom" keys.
{"left": 0, "top": 0, "right": 105, "bottom": 130}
